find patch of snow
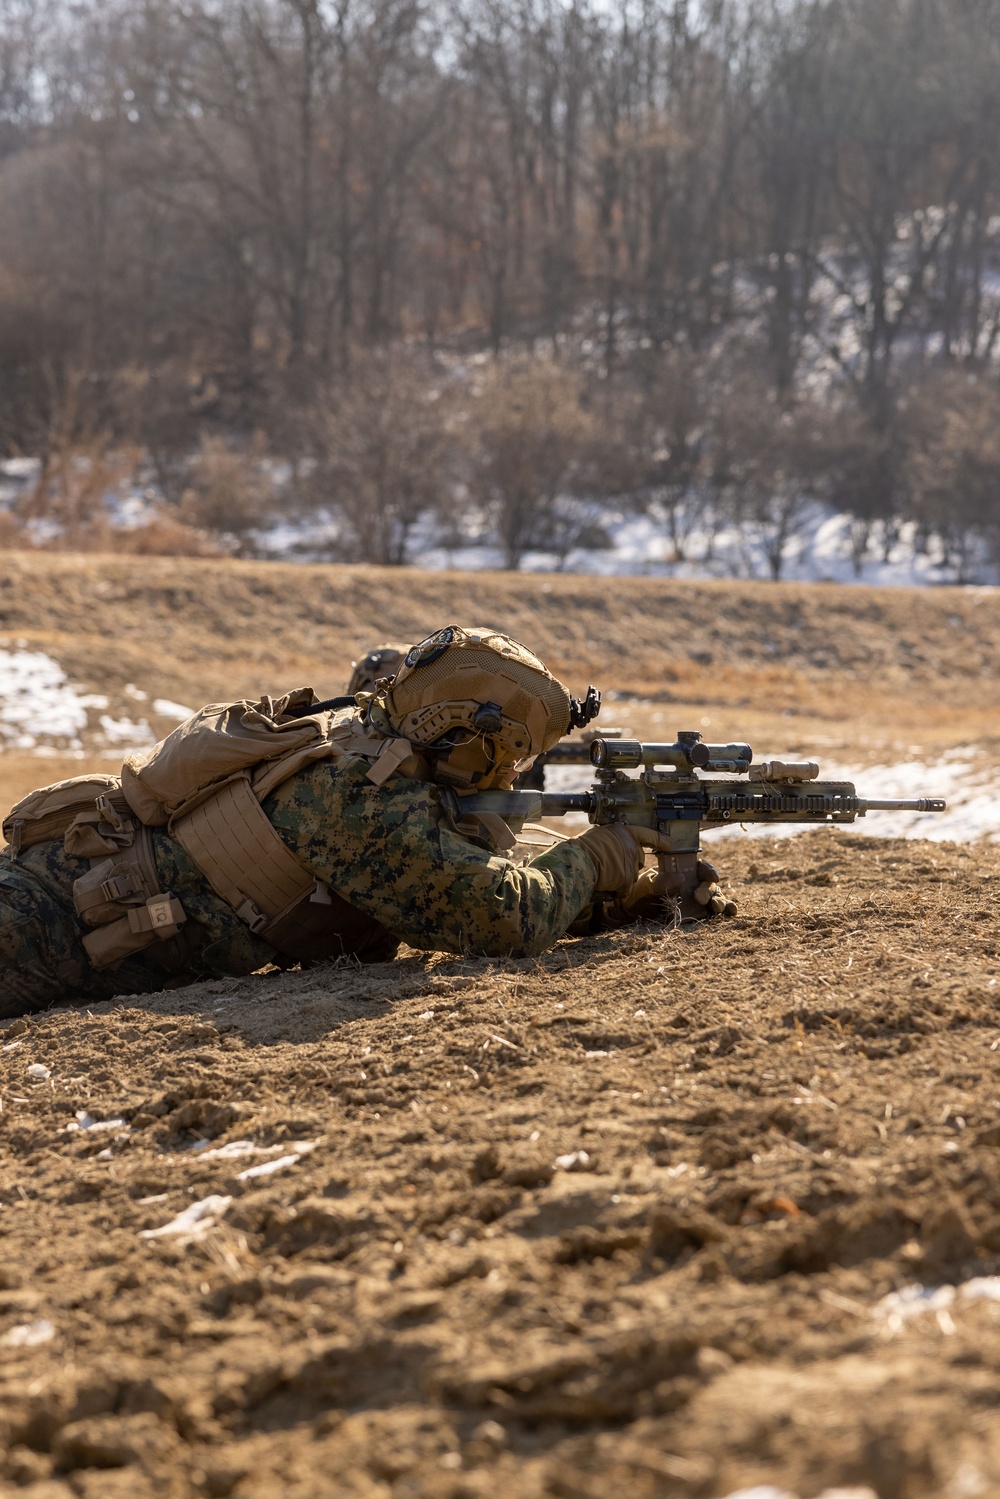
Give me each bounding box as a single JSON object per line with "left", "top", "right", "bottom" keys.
{"left": 188, "top": 1139, "right": 307, "bottom": 1163}
{"left": 71, "top": 1111, "right": 127, "bottom": 1132}
{"left": 717, "top": 1490, "right": 876, "bottom": 1499}
{"left": 193, "top": 1139, "right": 259, "bottom": 1162}
{"left": 139, "top": 1193, "right": 232, "bottom": 1241}
{"left": 1, "top": 1318, "right": 54, "bottom": 1348}
{"left": 875, "top": 1277, "right": 1000, "bottom": 1335}
{"left": 716, "top": 1490, "right": 798, "bottom": 1499}
{"left": 98, "top": 713, "right": 152, "bottom": 746}
{"left": 0, "top": 458, "right": 40, "bottom": 483}
{"left": 960, "top": 1278, "right": 1000, "bottom": 1303}
{"left": 554, "top": 1150, "right": 590, "bottom": 1171}
{"left": 152, "top": 698, "right": 194, "bottom": 721}
{"left": 236, "top": 1153, "right": 303, "bottom": 1181}
{"left": 0, "top": 649, "right": 94, "bottom": 749}
{"left": 26, "top": 1063, "right": 50, "bottom": 1081}
{"left": 235, "top": 1141, "right": 318, "bottom": 1182}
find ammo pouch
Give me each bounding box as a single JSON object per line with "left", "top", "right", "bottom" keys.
{"left": 70, "top": 808, "right": 188, "bottom": 971}
{"left": 2, "top": 774, "right": 188, "bottom": 971}
{"left": 72, "top": 834, "right": 186, "bottom": 969}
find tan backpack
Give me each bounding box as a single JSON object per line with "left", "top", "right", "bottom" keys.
{"left": 3, "top": 689, "right": 395, "bottom": 970}
{"left": 119, "top": 687, "right": 348, "bottom": 825}
{"left": 2, "top": 774, "right": 124, "bottom": 859}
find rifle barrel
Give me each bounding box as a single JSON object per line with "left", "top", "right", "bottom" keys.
{"left": 861, "top": 798, "right": 947, "bottom": 813}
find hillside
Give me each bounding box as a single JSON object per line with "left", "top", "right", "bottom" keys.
{"left": 1, "top": 551, "right": 998, "bottom": 703}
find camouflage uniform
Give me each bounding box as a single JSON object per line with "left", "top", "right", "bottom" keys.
{"left": 0, "top": 755, "right": 598, "bottom": 1015}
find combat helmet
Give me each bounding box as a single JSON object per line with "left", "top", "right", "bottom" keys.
{"left": 347, "top": 642, "right": 411, "bottom": 697}
{"left": 381, "top": 625, "right": 599, "bottom": 790}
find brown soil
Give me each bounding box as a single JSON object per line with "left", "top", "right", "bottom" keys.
{"left": 1, "top": 832, "right": 999, "bottom": 1499}
{"left": 1, "top": 557, "right": 1000, "bottom": 1498}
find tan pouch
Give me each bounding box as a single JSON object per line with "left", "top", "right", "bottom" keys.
{"left": 71, "top": 815, "right": 188, "bottom": 970}
{"left": 73, "top": 855, "right": 153, "bottom": 926}
{"left": 120, "top": 688, "right": 342, "bottom": 826}
{"left": 81, "top": 897, "right": 186, "bottom": 967}
{"left": 3, "top": 775, "right": 124, "bottom": 859}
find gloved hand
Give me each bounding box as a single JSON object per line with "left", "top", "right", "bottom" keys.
{"left": 574, "top": 823, "right": 669, "bottom": 894}
{"left": 691, "top": 856, "right": 738, "bottom": 917}
{"left": 611, "top": 856, "right": 738, "bottom": 923}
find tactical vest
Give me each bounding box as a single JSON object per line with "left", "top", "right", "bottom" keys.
{"left": 1, "top": 690, "right": 402, "bottom": 972}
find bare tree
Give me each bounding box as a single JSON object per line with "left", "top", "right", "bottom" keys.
{"left": 468, "top": 355, "right": 597, "bottom": 568}
{"left": 308, "top": 348, "right": 452, "bottom": 565}
{"left": 710, "top": 374, "right": 843, "bottom": 581}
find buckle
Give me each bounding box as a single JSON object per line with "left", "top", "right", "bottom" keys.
{"left": 96, "top": 795, "right": 132, "bottom": 836}
{"left": 101, "top": 872, "right": 141, "bottom": 903}
{"left": 235, "top": 897, "right": 268, "bottom": 933}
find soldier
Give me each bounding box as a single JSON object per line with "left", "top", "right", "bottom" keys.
{"left": 346, "top": 643, "right": 411, "bottom": 697}
{"left": 0, "top": 626, "right": 683, "bottom": 1017}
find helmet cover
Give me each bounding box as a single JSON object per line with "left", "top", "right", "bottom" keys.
{"left": 383, "top": 625, "right": 573, "bottom": 787}
{"left": 348, "top": 642, "right": 411, "bottom": 697}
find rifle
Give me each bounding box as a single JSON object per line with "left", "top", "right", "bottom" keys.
{"left": 515, "top": 727, "right": 624, "bottom": 791}
{"left": 441, "top": 731, "right": 947, "bottom": 918}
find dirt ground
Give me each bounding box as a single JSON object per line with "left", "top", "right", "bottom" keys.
{"left": 1, "top": 832, "right": 1000, "bottom": 1499}
{"left": 1, "top": 557, "right": 1000, "bottom": 1499}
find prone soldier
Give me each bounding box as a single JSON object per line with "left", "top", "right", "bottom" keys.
{"left": 0, "top": 627, "right": 683, "bottom": 1016}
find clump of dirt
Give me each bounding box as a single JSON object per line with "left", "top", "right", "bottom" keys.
{"left": 1, "top": 830, "right": 999, "bottom": 1497}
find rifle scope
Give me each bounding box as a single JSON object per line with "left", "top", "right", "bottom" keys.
{"left": 590, "top": 735, "right": 753, "bottom": 773}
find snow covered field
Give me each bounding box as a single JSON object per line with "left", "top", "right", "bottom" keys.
{"left": 0, "top": 648, "right": 190, "bottom": 757}
{"left": 3, "top": 457, "right": 997, "bottom": 588}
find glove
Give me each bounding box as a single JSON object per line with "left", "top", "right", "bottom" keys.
{"left": 613, "top": 857, "right": 738, "bottom": 923}
{"left": 691, "top": 857, "right": 738, "bottom": 917}
{"left": 574, "top": 823, "right": 669, "bottom": 894}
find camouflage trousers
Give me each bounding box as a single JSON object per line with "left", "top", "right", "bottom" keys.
{"left": 0, "top": 855, "right": 186, "bottom": 1016}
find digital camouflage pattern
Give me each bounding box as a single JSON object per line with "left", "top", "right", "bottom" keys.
{"left": 263, "top": 756, "right": 597, "bottom": 957}
{"left": 0, "top": 755, "right": 598, "bottom": 1014}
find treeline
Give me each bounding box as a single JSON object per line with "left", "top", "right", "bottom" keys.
{"left": 2, "top": 0, "right": 1000, "bottom": 575}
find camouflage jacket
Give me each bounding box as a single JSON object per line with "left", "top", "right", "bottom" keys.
{"left": 1, "top": 757, "right": 597, "bottom": 1008}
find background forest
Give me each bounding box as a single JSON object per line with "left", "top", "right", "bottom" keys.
{"left": 2, "top": 0, "right": 1000, "bottom": 577}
